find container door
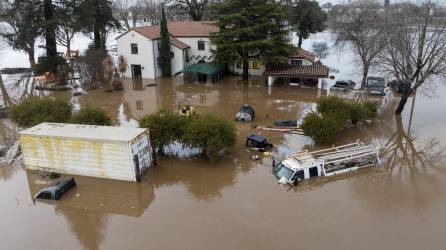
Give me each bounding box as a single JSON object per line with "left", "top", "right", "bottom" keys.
{"left": 131, "top": 133, "right": 152, "bottom": 171}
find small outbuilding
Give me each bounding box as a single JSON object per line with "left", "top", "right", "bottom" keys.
{"left": 20, "top": 123, "right": 153, "bottom": 182}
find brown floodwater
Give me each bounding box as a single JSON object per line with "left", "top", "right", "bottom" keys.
{"left": 0, "top": 76, "right": 445, "bottom": 250}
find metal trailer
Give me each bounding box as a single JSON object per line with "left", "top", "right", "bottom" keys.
{"left": 19, "top": 123, "right": 153, "bottom": 182}
{"left": 274, "top": 140, "right": 380, "bottom": 185}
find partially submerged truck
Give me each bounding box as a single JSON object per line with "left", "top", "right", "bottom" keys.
{"left": 273, "top": 140, "right": 380, "bottom": 185}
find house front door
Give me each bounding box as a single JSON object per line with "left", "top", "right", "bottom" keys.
{"left": 131, "top": 65, "right": 142, "bottom": 79}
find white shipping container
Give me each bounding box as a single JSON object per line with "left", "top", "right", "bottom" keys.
{"left": 19, "top": 123, "right": 153, "bottom": 182}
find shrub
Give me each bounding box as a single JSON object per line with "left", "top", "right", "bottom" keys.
{"left": 70, "top": 107, "right": 111, "bottom": 126}
{"left": 301, "top": 112, "right": 346, "bottom": 144}
{"left": 363, "top": 101, "right": 379, "bottom": 119}
{"left": 139, "top": 110, "right": 236, "bottom": 161}
{"left": 183, "top": 113, "right": 236, "bottom": 161}
{"left": 35, "top": 56, "right": 67, "bottom": 75}
{"left": 10, "top": 97, "right": 72, "bottom": 128}
{"left": 139, "top": 109, "right": 186, "bottom": 152}
{"left": 301, "top": 96, "right": 379, "bottom": 144}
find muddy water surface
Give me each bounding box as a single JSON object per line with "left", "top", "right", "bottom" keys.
{"left": 0, "top": 76, "right": 445, "bottom": 250}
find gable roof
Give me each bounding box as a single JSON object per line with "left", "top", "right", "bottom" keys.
{"left": 116, "top": 21, "right": 218, "bottom": 49}
{"left": 290, "top": 48, "right": 316, "bottom": 63}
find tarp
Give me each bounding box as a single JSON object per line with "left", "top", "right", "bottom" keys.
{"left": 176, "top": 63, "right": 224, "bottom": 76}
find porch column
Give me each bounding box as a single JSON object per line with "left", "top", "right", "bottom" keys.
{"left": 318, "top": 78, "right": 323, "bottom": 89}
{"left": 268, "top": 76, "right": 274, "bottom": 86}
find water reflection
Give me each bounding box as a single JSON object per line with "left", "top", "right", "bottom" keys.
{"left": 150, "top": 158, "right": 237, "bottom": 201}
{"left": 26, "top": 170, "right": 156, "bottom": 250}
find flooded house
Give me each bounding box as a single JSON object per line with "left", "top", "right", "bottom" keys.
{"left": 116, "top": 21, "right": 219, "bottom": 79}
{"left": 19, "top": 123, "right": 153, "bottom": 182}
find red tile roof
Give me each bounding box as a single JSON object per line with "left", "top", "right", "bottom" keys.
{"left": 290, "top": 48, "right": 316, "bottom": 63}
{"left": 264, "top": 63, "right": 329, "bottom": 78}
{"left": 116, "top": 21, "right": 218, "bottom": 49}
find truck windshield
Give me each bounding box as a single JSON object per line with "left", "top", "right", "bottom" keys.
{"left": 274, "top": 163, "right": 295, "bottom": 181}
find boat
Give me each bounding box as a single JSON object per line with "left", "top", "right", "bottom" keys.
{"left": 273, "top": 140, "right": 380, "bottom": 185}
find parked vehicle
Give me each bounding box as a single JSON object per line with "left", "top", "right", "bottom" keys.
{"left": 389, "top": 80, "right": 410, "bottom": 93}
{"left": 246, "top": 134, "right": 273, "bottom": 152}
{"left": 332, "top": 80, "right": 356, "bottom": 90}
{"left": 235, "top": 104, "right": 255, "bottom": 122}
{"left": 273, "top": 119, "right": 298, "bottom": 127}
{"left": 35, "top": 177, "right": 76, "bottom": 200}
{"left": 366, "top": 77, "right": 386, "bottom": 96}
{"left": 273, "top": 140, "right": 380, "bottom": 185}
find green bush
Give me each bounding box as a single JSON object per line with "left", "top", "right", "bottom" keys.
{"left": 10, "top": 97, "right": 72, "bottom": 128}
{"left": 139, "top": 110, "right": 236, "bottom": 161}
{"left": 183, "top": 113, "right": 236, "bottom": 161}
{"left": 363, "top": 101, "right": 379, "bottom": 119}
{"left": 70, "top": 107, "right": 111, "bottom": 126}
{"left": 301, "top": 96, "right": 379, "bottom": 144}
{"left": 139, "top": 109, "right": 186, "bottom": 152}
{"left": 301, "top": 112, "right": 346, "bottom": 144}
{"left": 35, "top": 56, "right": 67, "bottom": 75}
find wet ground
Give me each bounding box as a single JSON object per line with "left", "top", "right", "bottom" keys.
{"left": 0, "top": 76, "right": 445, "bottom": 250}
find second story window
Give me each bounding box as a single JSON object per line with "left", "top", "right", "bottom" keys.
{"left": 131, "top": 43, "right": 138, "bottom": 54}
{"left": 197, "top": 40, "right": 205, "bottom": 51}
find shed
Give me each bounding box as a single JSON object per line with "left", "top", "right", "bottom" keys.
{"left": 19, "top": 123, "right": 153, "bottom": 182}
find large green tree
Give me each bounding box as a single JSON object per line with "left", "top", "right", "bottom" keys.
{"left": 290, "top": 0, "right": 327, "bottom": 48}
{"left": 210, "top": 0, "right": 291, "bottom": 80}
{"left": 0, "top": 0, "right": 42, "bottom": 68}
{"left": 78, "top": 0, "right": 119, "bottom": 50}
{"left": 159, "top": 4, "right": 171, "bottom": 77}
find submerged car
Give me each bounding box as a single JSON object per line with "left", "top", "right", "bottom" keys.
{"left": 235, "top": 104, "right": 255, "bottom": 122}
{"left": 273, "top": 119, "right": 298, "bottom": 127}
{"left": 389, "top": 80, "right": 410, "bottom": 93}
{"left": 333, "top": 80, "right": 356, "bottom": 90}
{"left": 246, "top": 134, "right": 273, "bottom": 152}
{"left": 35, "top": 177, "right": 76, "bottom": 200}
{"left": 366, "top": 77, "right": 386, "bottom": 96}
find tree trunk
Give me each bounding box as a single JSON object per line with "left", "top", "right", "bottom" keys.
{"left": 395, "top": 88, "right": 413, "bottom": 115}
{"left": 242, "top": 58, "right": 249, "bottom": 80}
{"left": 44, "top": 0, "right": 57, "bottom": 62}
{"left": 28, "top": 50, "right": 36, "bottom": 69}
{"left": 66, "top": 39, "right": 71, "bottom": 53}
{"left": 361, "top": 63, "right": 369, "bottom": 90}
{"left": 93, "top": 25, "right": 101, "bottom": 49}
{"left": 298, "top": 36, "right": 303, "bottom": 48}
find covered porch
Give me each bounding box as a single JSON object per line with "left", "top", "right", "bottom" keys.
{"left": 264, "top": 63, "right": 329, "bottom": 89}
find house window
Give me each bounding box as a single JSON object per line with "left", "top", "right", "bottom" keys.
{"left": 291, "top": 59, "right": 302, "bottom": 66}
{"left": 237, "top": 59, "right": 261, "bottom": 69}
{"left": 197, "top": 40, "right": 205, "bottom": 51}
{"left": 131, "top": 43, "right": 138, "bottom": 54}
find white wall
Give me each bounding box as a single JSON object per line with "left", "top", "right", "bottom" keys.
{"left": 177, "top": 37, "right": 213, "bottom": 65}
{"left": 117, "top": 30, "right": 156, "bottom": 79}
{"left": 152, "top": 39, "right": 185, "bottom": 78}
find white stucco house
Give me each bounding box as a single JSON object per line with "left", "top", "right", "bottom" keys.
{"left": 116, "top": 21, "right": 218, "bottom": 79}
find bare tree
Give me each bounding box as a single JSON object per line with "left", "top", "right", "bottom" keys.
{"left": 142, "top": 0, "right": 162, "bottom": 24}
{"left": 166, "top": 0, "right": 211, "bottom": 21}
{"left": 331, "top": 0, "right": 387, "bottom": 89}
{"left": 312, "top": 42, "right": 329, "bottom": 59}
{"left": 113, "top": 0, "right": 144, "bottom": 30}
{"left": 378, "top": 1, "right": 446, "bottom": 114}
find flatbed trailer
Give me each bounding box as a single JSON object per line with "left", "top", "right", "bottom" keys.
{"left": 274, "top": 140, "right": 380, "bottom": 185}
